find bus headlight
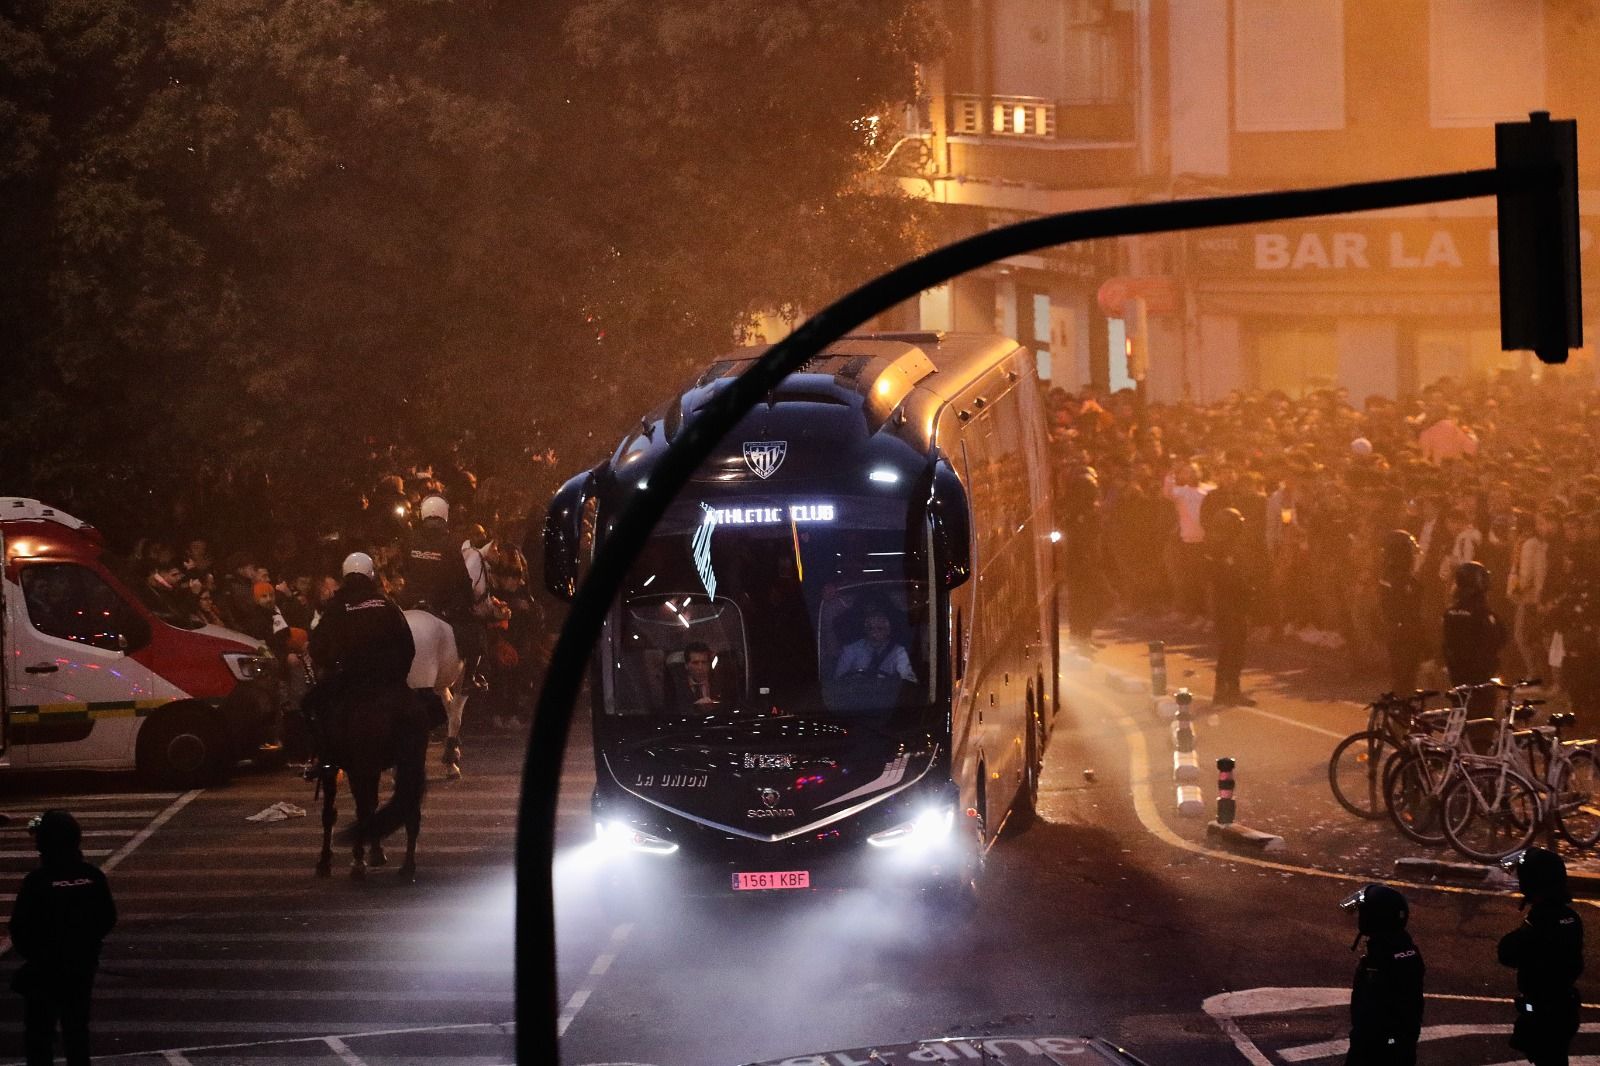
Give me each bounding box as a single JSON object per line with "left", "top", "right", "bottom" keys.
{"left": 867, "top": 804, "right": 955, "bottom": 849}
{"left": 595, "top": 819, "right": 679, "bottom": 855}
{"left": 222, "top": 652, "right": 275, "bottom": 682}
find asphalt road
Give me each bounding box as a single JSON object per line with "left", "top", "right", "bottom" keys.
{"left": 0, "top": 627, "right": 1595, "bottom": 1066}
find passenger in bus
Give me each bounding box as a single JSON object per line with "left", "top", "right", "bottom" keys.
{"left": 834, "top": 606, "right": 917, "bottom": 683}
{"left": 665, "top": 642, "right": 726, "bottom": 712}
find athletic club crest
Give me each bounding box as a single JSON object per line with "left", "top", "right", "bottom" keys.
{"left": 742, "top": 441, "right": 787, "bottom": 480}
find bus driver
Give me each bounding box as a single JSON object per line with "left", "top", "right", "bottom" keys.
{"left": 834, "top": 606, "right": 917, "bottom": 683}
{"left": 666, "top": 642, "right": 724, "bottom": 712}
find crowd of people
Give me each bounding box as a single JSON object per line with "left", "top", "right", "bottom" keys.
{"left": 106, "top": 443, "right": 554, "bottom": 757}
{"left": 1047, "top": 369, "right": 1600, "bottom": 713}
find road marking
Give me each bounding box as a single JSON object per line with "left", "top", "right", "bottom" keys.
{"left": 1235, "top": 705, "right": 1348, "bottom": 741}
{"left": 1280, "top": 1022, "right": 1600, "bottom": 1062}
{"left": 0, "top": 1019, "right": 515, "bottom": 1065}
{"left": 96, "top": 958, "right": 511, "bottom": 972}
{"left": 323, "top": 1036, "right": 368, "bottom": 1066}
{"left": 0, "top": 848, "right": 113, "bottom": 858}
{"left": 1204, "top": 987, "right": 1600, "bottom": 1064}
{"left": 1064, "top": 673, "right": 1594, "bottom": 905}
{"left": 85, "top": 987, "right": 512, "bottom": 1002}
{"left": 0, "top": 810, "right": 160, "bottom": 821}
{"left": 558, "top": 922, "right": 633, "bottom": 1037}
{"left": 160, "top": 1052, "right": 192, "bottom": 1066}
{"left": 0, "top": 792, "right": 181, "bottom": 808}
{"left": 102, "top": 790, "right": 202, "bottom": 872}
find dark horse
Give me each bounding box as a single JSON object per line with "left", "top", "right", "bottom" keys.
{"left": 313, "top": 682, "right": 430, "bottom": 880}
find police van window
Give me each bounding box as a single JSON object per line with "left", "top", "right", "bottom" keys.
{"left": 20, "top": 564, "right": 151, "bottom": 652}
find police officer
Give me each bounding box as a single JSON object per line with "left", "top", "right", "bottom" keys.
{"left": 1061, "top": 468, "right": 1109, "bottom": 651}
{"left": 1498, "top": 847, "right": 1584, "bottom": 1066}
{"left": 402, "top": 495, "right": 476, "bottom": 774}
{"left": 1442, "top": 560, "right": 1507, "bottom": 689}
{"left": 1340, "top": 883, "right": 1424, "bottom": 1065}
{"left": 9, "top": 810, "right": 117, "bottom": 1066}
{"left": 307, "top": 553, "right": 416, "bottom": 769}
{"left": 1377, "top": 531, "right": 1426, "bottom": 694}
{"left": 1209, "top": 507, "right": 1257, "bottom": 708}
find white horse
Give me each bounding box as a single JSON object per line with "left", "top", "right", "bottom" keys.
{"left": 405, "top": 609, "right": 470, "bottom": 779}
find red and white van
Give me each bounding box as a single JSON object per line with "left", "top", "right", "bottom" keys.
{"left": 0, "top": 498, "right": 279, "bottom": 786}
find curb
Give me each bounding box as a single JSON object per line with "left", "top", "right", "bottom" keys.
{"left": 1206, "top": 821, "right": 1286, "bottom": 853}
{"left": 1393, "top": 856, "right": 1513, "bottom": 887}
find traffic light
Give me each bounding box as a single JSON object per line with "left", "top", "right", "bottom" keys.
{"left": 1496, "top": 111, "right": 1582, "bottom": 365}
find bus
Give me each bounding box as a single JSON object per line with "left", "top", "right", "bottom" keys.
{"left": 541, "top": 332, "right": 1058, "bottom": 903}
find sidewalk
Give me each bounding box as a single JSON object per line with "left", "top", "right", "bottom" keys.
{"left": 1076, "top": 611, "right": 1600, "bottom": 887}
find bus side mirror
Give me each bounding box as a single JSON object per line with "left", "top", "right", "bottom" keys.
{"left": 930, "top": 460, "right": 972, "bottom": 590}
{"left": 541, "top": 470, "right": 595, "bottom": 602}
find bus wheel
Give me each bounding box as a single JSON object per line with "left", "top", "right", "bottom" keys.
{"left": 1003, "top": 701, "right": 1042, "bottom": 838}
{"left": 138, "top": 710, "right": 229, "bottom": 790}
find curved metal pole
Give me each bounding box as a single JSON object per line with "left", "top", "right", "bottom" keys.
{"left": 516, "top": 166, "right": 1504, "bottom": 1064}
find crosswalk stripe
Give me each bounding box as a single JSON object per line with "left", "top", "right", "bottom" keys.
{"left": 0, "top": 793, "right": 181, "bottom": 807}
{"left": 87, "top": 988, "right": 512, "bottom": 1002}
{"left": 96, "top": 959, "right": 511, "bottom": 972}
{"left": 0, "top": 1019, "right": 508, "bottom": 1035}
{"left": 109, "top": 930, "right": 514, "bottom": 942}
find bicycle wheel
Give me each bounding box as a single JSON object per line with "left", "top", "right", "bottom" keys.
{"left": 1441, "top": 766, "right": 1540, "bottom": 863}
{"left": 1329, "top": 730, "right": 1395, "bottom": 819}
{"left": 1555, "top": 747, "right": 1600, "bottom": 849}
{"left": 1384, "top": 750, "right": 1451, "bottom": 845}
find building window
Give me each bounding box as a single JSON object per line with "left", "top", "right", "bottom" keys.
{"left": 1233, "top": 0, "right": 1345, "bottom": 132}
{"left": 1429, "top": 0, "right": 1544, "bottom": 127}
{"left": 990, "top": 0, "right": 1127, "bottom": 106}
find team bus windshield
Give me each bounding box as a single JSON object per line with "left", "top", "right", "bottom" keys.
{"left": 600, "top": 492, "right": 937, "bottom": 730}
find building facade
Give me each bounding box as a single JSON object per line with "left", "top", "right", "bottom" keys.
{"left": 892, "top": 0, "right": 1600, "bottom": 400}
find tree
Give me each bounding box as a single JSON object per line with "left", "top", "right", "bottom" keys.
{"left": 0, "top": 0, "right": 942, "bottom": 537}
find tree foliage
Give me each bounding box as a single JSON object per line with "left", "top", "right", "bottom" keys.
{"left": 0, "top": 0, "right": 941, "bottom": 529}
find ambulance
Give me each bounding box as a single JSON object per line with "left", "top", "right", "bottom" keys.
{"left": 0, "top": 498, "right": 280, "bottom": 785}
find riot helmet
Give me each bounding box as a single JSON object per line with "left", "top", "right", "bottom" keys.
{"left": 419, "top": 495, "right": 449, "bottom": 524}
{"left": 341, "top": 552, "right": 376, "bottom": 579}
{"left": 1382, "top": 529, "right": 1419, "bottom": 573}
{"left": 1340, "top": 883, "right": 1409, "bottom": 941}
{"left": 28, "top": 809, "right": 82, "bottom": 859}
{"left": 1501, "top": 846, "right": 1570, "bottom": 903}
{"left": 1454, "top": 560, "right": 1492, "bottom": 598}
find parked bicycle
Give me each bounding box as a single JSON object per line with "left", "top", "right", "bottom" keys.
{"left": 1328, "top": 689, "right": 1439, "bottom": 819}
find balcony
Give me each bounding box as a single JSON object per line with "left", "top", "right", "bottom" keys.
{"left": 948, "top": 93, "right": 1134, "bottom": 145}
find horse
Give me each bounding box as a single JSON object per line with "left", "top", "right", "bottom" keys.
{"left": 313, "top": 609, "right": 460, "bottom": 880}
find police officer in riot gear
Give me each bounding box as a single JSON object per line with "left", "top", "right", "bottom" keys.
{"left": 1209, "top": 507, "right": 1257, "bottom": 707}
{"left": 1498, "top": 847, "right": 1584, "bottom": 1065}
{"left": 9, "top": 810, "right": 117, "bottom": 1066}
{"left": 1442, "top": 560, "right": 1507, "bottom": 688}
{"left": 306, "top": 553, "right": 416, "bottom": 772}
{"left": 1340, "top": 883, "right": 1424, "bottom": 1065}
{"left": 1377, "top": 531, "right": 1425, "bottom": 695}
{"left": 402, "top": 495, "right": 477, "bottom": 773}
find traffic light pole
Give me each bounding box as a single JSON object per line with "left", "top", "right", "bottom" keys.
{"left": 517, "top": 119, "right": 1580, "bottom": 1065}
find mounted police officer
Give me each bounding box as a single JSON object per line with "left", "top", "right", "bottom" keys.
{"left": 1340, "top": 883, "right": 1424, "bottom": 1065}
{"left": 1498, "top": 847, "right": 1584, "bottom": 1066}
{"left": 402, "top": 495, "right": 477, "bottom": 773}
{"left": 306, "top": 552, "right": 415, "bottom": 771}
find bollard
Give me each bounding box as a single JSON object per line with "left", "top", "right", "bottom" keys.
{"left": 1148, "top": 641, "right": 1168, "bottom": 697}
{"left": 1216, "top": 757, "right": 1236, "bottom": 825}
{"left": 1171, "top": 688, "right": 1195, "bottom": 753}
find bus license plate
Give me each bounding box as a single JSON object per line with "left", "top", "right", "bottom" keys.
{"left": 732, "top": 870, "right": 810, "bottom": 891}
